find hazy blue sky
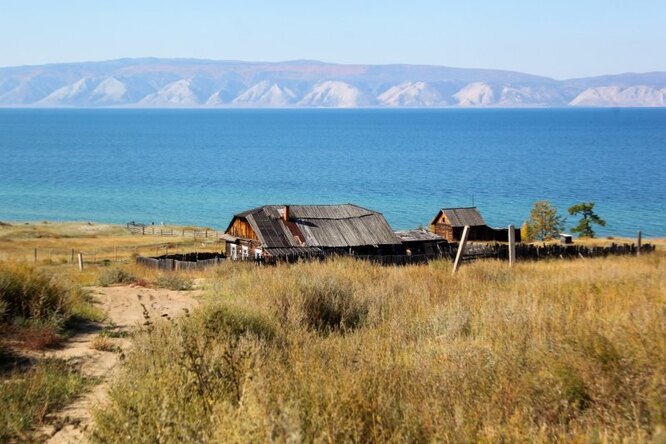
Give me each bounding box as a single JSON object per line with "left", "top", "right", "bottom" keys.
{"left": 1, "top": 0, "right": 664, "bottom": 79}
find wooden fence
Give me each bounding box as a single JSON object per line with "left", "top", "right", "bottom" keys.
{"left": 127, "top": 222, "right": 223, "bottom": 239}
{"left": 461, "top": 242, "right": 655, "bottom": 262}
{"left": 134, "top": 241, "right": 655, "bottom": 271}
{"left": 136, "top": 253, "right": 226, "bottom": 271}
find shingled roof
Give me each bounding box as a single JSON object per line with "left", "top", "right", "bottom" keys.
{"left": 430, "top": 207, "right": 486, "bottom": 227}
{"left": 228, "top": 204, "right": 401, "bottom": 249}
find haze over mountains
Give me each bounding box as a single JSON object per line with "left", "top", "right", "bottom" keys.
{"left": 1, "top": 58, "right": 665, "bottom": 108}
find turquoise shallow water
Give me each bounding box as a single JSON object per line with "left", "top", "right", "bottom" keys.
{"left": 0, "top": 108, "right": 664, "bottom": 237}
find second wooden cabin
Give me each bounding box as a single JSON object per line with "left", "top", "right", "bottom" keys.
{"left": 429, "top": 207, "right": 521, "bottom": 242}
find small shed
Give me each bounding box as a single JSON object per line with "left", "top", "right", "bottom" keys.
{"left": 394, "top": 229, "right": 446, "bottom": 256}
{"left": 429, "top": 207, "right": 521, "bottom": 242}
{"left": 560, "top": 233, "right": 573, "bottom": 245}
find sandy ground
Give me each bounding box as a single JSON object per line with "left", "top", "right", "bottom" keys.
{"left": 36, "top": 284, "right": 201, "bottom": 443}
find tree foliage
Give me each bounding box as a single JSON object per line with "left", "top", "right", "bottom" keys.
{"left": 568, "top": 202, "right": 606, "bottom": 238}
{"left": 526, "top": 201, "right": 566, "bottom": 241}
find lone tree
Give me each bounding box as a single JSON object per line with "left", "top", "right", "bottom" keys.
{"left": 568, "top": 201, "right": 606, "bottom": 238}
{"left": 526, "top": 201, "right": 565, "bottom": 241}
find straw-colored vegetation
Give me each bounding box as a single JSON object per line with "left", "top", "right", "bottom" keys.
{"left": 0, "top": 222, "right": 663, "bottom": 442}
{"left": 92, "top": 253, "right": 665, "bottom": 443}
{"left": 0, "top": 262, "right": 99, "bottom": 441}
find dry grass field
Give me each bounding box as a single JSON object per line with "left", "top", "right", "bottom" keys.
{"left": 1, "top": 222, "right": 664, "bottom": 443}
{"left": 95, "top": 251, "right": 664, "bottom": 442}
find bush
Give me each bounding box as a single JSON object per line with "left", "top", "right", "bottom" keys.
{"left": 0, "top": 263, "right": 70, "bottom": 324}
{"left": 300, "top": 278, "right": 368, "bottom": 333}
{"left": 154, "top": 273, "right": 193, "bottom": 291}
{"left": 98, "top": 267, "right": 136, "bottom": 287}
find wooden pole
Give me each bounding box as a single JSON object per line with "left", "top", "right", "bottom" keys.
{"left": 637, "top": 231, "right": 642, "bottom": 256}
{"left": 452, "top": 225, "right": 470, "bottom": 275}
{"left": 34, "top": 248, "right": 37, "bottom": 264}
{"left": 508, "top": 225, "right": 516, "bottom": 266}
{"left": 77, "top": 253, "right": 83, "bottom": 271}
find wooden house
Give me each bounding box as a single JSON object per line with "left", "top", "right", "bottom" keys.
{"left": 224, "top": 204, "right": 402, "bottom": 261}
{"left": 429, "top": 207, "right": 521, "bottom": 242}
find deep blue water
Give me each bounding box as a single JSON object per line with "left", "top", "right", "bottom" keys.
{"left": 0, "top": 108, "right": 664, "bottom": 237}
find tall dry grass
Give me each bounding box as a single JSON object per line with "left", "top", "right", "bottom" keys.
{"left": 93, "top": 253, "right": 665, "bottom": 443}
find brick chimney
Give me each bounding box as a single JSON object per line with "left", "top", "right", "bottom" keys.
{"left": 283, "top": 205, "right": 289, "bottom": 222}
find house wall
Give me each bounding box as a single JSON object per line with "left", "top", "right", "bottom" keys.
{"left": 227, "top": 218, "right": 259, "bottom": 241}
{"left": 434, "top": 223, "right": 455, "bottom": 241}
{"left": 225, "top": 239, "right": 262, "bottom": 261}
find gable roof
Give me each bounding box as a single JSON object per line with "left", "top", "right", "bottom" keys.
{"left": 430, "top": 207, "right": 486, "bottom": 227}
{"left": 227, "top": 204, "right": 401, "bottom": 248}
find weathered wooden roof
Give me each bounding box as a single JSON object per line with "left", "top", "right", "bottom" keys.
{"left": 430, "top": 207, "right": 486, "bottom": 227}
{"left": 394, "top": 229, "right": 444, "bottom": 242}
{"left": 245, "top": 208, "right": 297, "bottom": 248}
{"left": 229, "top": 204, "right": 401, "bottom": 249}
{"left": 264, "top": 247, "right": 323, "bottom": 257}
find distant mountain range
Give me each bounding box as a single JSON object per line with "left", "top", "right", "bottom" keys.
{"left": 1, "top": 58, "right": 665, "bottom": 108}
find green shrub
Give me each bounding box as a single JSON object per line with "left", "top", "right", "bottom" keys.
{"left": 204, "top": 306, "right": 276, "bottom": 341}
{"left": 0, "top": 359, "right": 88, "bottom": 442}
{"left": 98, "top": 267, "right": 136, "bottom": 287}
{"left": 154, "top": 273, "right": 193, "bottom": 291}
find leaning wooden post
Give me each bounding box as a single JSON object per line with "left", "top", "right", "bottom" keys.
{"left": 508, "top": 224, "right": 516, "bottom": 266}
{"left": 452, "top": 225, "right": 470, "bottom": 275}
{"left": 34, "top": 248, "right": 37, "bottom": 264}
{"left": 637, "top": 231, "right": 642, "bottom": 256}
{"left": 77, "top": 253, "right": 83, "bottom": 271}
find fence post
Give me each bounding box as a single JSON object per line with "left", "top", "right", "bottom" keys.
{"left": 77, "top": 253, "right": 83, "bottom": 271}
{"left": 71, "top": 249, "right": 75, "bottom": 264}
{"left": 637, "top": 231, "right": 642, "bottom": 256}
{"left": 508, "top": 225, "right": 516, "bottom": 266}
{"left": 452, "top": 226, "right": 470, "bottom": 275}
{"left": 34, "top": 248, "right": 37, "bottom": 264}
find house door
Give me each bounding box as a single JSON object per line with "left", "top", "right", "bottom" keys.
{"left": 242, "top": 246, "right": 249, "bottom": 260}
{"left": 230, "top": 244, "right": 237, "bottom": 260}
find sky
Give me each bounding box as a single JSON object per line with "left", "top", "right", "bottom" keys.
{"left": 1, "top": 0, "right": 664, "bottom": 79}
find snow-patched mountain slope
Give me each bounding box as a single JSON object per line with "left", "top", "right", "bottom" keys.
{"left": 138, "top": 79, "right": 203, "bottom": 106}
{"left": 37, "top": 78, "right": 98, "bottom": 106}
{"left": 453, "top": 82, "right": 495, "bottom": 106}
{"left": 570, "top": 86, "right": 666, "bottom": 107}
{"left": 89, "top": 77, "right": 128, "bottom": 105}
{"left": 298, "top": 81, "right": 371, "bottom": 107}
{"left": 377, "top": 82, "right": 447, "bottom": 106}
{"left": 496, "top": 85, "right": 568, "bottom": 106}
{"left": 232, "top": 81, "right": 297, "bottom": 106}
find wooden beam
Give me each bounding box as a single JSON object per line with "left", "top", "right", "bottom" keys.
{"left": 637, "top": 230, "right": 642, "bottom": 256}
{"left": 508, "top": 224, "right": 516, "bottom": 266}
{"left": 452, "top": 225, "right": 470, "bottom": 275}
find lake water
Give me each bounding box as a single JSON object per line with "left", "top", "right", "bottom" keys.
{"left": 0, "top": 108, "right": 664, "bottom": 237}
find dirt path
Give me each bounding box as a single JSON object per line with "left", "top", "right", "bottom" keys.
{"left": 37, "top": 284, "right": 201, "bottom": 443}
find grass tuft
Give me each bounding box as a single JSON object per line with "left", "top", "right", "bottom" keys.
{"left": 0, "top": 359, "right": 89, "bottom": 442}
{"left": 97, "top": 267, "right": 136, "bottom": 287}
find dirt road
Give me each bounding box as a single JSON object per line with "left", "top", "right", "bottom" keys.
{"left": 38, "top": 284, "right": 200, "bottom": 443}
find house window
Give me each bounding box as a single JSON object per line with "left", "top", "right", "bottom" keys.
{"left": 230, "top": 244, "right": 237, "bottom": 260}
{"left": 254, "top": 249, "right": 262, "bottom": 260}
{"left": 242, "top": 246, "right": 249, "bottom": 260}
